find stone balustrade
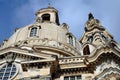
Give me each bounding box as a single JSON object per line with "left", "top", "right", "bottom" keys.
{"left": 23, "top": 39, "right": 80, "bottom": 56}
{"left": 59, "top": 57, "right": 85, "bottom": 64}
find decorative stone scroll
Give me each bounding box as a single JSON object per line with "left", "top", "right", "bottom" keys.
{"left": 6, "top": 53, "right": 16, "bottom": 63}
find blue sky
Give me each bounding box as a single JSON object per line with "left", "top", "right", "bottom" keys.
{"left": 0, "top": 0, "right": 120, "bottom": 44}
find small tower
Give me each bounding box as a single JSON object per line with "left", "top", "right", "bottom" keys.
{"left": 80, "top": 13, "right": 113, "bottom": 55}
{"left": 35, "top": 5, "right": 60, "bottom": 25}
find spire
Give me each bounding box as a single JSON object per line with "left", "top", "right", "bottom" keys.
{"left": 85, "top": 13, "right": 104, "bottom": 32}
{"left": 80, "top": 13, "right": 113, "bottom": 47}
{"left": 88, "top": 13, "right": 94, "bottom": 20}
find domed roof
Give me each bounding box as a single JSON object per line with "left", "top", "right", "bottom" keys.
{"left": 4, "top": 22, "right": 68, "bottom": 47}
{"left": 0, "top": 7, "right": 81, "bottom": 57}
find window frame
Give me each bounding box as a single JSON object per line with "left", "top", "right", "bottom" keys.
{"left": 29, "top": 26, "right": 41, "bottom": 38}
{"left": 30, "top": 27, "right": 38, "bottom": 37}
{"left": 0, "top": 63, "right": 18, "bottom": 80}
{"left": 68, "top": 35, "right": 73, "bottom": 45}
{"left": 66, "top": 33, "right": 76, "bottom": 47}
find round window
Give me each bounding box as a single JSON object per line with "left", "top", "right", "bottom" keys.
{"left": 0, "top": 63, "right": 17, "bottom": 80}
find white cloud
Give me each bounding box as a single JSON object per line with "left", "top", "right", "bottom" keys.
{"left": 11, "top": 0, "right": 120, "bottom": 43}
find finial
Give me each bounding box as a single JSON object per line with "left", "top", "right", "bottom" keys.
{"left": 48, "top": 3, "right": 51, "bottom": 8}
{"left": 88, "top": 13, "right": 94, "bottom": 20}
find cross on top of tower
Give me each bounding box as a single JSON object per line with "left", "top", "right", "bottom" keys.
{"left": 48, "top": 3, "right": 51, "bottom": 8}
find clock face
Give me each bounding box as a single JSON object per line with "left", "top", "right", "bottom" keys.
{"left": 0, "top": 63, "right": 17, "bottom": 80}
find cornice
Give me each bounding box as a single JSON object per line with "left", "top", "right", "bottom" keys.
{"left": 0, "top": 47, "right": 52, "bottom": 59}
{"left": 87, "top": 45, "right": 120, "bottom": 62}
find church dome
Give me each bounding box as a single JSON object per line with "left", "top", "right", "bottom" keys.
{"left": 0, "top": 6, "right": 81, "bottom": 57}
{"left": 5, "top": 22, "right": 68, "bottom": 47}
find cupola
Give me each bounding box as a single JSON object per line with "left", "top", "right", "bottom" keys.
{"left": 35, "top": 5, "right": 60, "bottom": 25}
{"left": 80, "top": 13, "right": 114, "bottom": 56}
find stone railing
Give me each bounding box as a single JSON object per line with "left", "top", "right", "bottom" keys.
{"left": 59, "top": 57, "right": 85, "bottom": 64}
{"left": 0, "top": 38, "right": 81, "bottom": 56}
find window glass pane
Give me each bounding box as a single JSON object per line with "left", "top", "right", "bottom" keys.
{"left": 70, "top": 76, "right": 75, "bottom": 80}
{"left": 7, "top": 64, "right": 12, "bottom": 67}
{"left": 0, "top": 68, "right": 5, "bottom": 72}
{"left": 12, "top": 68, "right": 16, "bottom": 72}
{"left": 6, "top": 68, "right": 11, "bottom": 72}
{"left": 0, "top": 77, "right": 2, "bottom": 79}
{"left": 68, "top": 35, "right": 73, "bottom": 45}
{"left": 64, "top": 75, "right": 81, "bottom": 80}
{"left": 30, "top": 27, "right": 37, "bottom": 37}
{"left": 3, "top": 77, "right": 8, "bottom": 80}
{"left": 64, "top": 76, "right": 69, "bottom": 80}
{"left": 4, "top": 73, "right": 9, "bottom": 77}
{"left": 77, "top": 76, "right": 81, "bottom": 80}
{"left": 46, "top": 77, "right": 50, "bottom": 80}
{"left": 11, "top": 72, "right": 16, "bottom": 76}
{"left": 0, "top": 73, "right": 4, "bottom": 76}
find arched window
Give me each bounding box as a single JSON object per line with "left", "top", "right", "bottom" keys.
{"left": 83, "top": 45, "right": 90, "bottom": 55}
{"left": 30, "top": 27, "right": 38, "bottom": 37}
{"left": 0, "top": 63, "right": 17, "bottom": 80}
{"left": 42, "top": 14, "right": 50, "bottom": 21}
